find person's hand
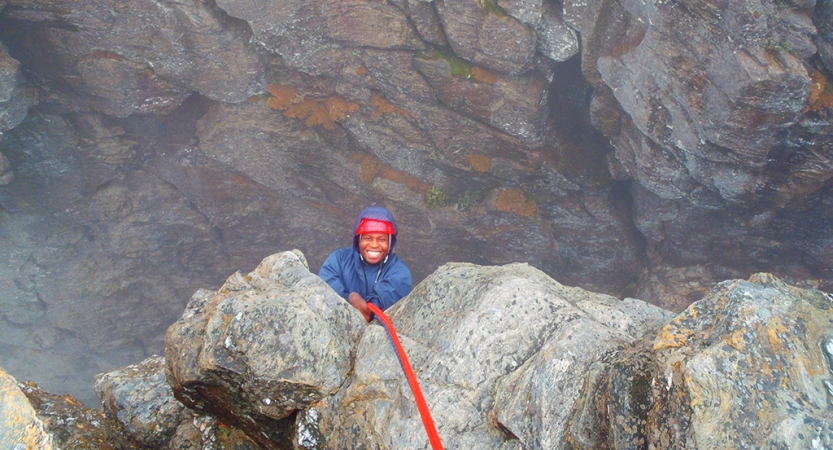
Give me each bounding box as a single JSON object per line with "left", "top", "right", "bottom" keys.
{"left": 348, "top": 292, "right": 372, "bottom": 322}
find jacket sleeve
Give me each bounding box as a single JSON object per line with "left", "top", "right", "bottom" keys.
{"left": 365, "top": 258, "right": 412, "bottom": 311}
{"left": 319, "top": 249, "right": 350, "bottom": 300}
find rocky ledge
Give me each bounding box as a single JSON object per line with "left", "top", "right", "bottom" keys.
{"left": 2, "top": 250, "right": 832, "bottom": 449}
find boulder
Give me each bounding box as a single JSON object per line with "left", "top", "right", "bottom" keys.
{"left": 0, "top": 368, "right": 53, "bottom": 450}
{"left": 94, "top": 356, "right": 188, "bottom": 448}
{"left": 167, "top": 415, "right": 261, "bottom": 450}
{"left": 20, "top": 381, "right": 136, "bottom": 450}
{"left": 165, "top": 250, "right": 366, "bottom": 449}
{"left": 571, "top": 273, "right": 833, "bottom": 449}
{"left": 312, "top": 262, "right": 674, "bottom": 448}
{"left": 817, "top": 0, "right": 833, "bottom": 73}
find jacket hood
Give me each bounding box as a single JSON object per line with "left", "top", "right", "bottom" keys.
{"left": 353, "top": 206, "right": 398, "bottom": 253}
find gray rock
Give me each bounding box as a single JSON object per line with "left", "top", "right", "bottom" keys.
{"left": 570, "top": 273, "right": 833, "bottom": 449}
{"left": 0, "top": 368, "right": 54, "bottom": 450}
{"left": 403, "top": 0, "right": 448, "bottom": 47}
{"left": 0, "top": 43, "right": 19, "bottom": 104}
{"left": 435, "top": 0, "right": 537, "bottom": 75}
{"left": 499, "top": 0, "right": 579, "bottom": 62}
{"left": 314, "top": 262, "right": 672, "bottom": 449}
{"left": 2, "top": 0, "right": 263, "bottom": 115}
{"left": 95, "top": 356, "right": 187, "bottom": 448}
{"left": 651, "top": 274, "right": 833, "bottom": 449}
{"left": 0, "top": 44, "right": 37, "bottom": 136}
{"left": 817, "top": 0, "right": 833, "bottom": 73}
{"left": 166, "top": 251, "right": 365, "bottom": 449}
{"left": 413, "top": 52, "right": 550, "bottom": 146}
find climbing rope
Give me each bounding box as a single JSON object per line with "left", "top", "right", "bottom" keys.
{"left": 365, "top": 302, "right": 444, "bottom": 450}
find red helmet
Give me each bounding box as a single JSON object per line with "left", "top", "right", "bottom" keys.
{"left": 355, "top": 218, "right": 395, "bottom": 235}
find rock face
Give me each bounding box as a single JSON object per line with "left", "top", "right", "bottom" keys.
{"left": 566, "top": 0, "right": 833, "bottom": 287}
{"left": 0, "top": 0, "right": 831, "bottom": 410}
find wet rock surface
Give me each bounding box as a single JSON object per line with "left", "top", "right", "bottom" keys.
{"left": 0, "top": 0, "right": 830, "bottom": 414}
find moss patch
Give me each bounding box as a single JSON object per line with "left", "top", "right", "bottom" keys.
{"left": 425, "top": 186, "right": 449, "bottom": 207}
{"left": 425, "top": 49, "right": 498, "bottom": 83}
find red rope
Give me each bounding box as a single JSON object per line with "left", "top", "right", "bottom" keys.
{"left": 366, "top": 302, "right": 444, "bottom": 450}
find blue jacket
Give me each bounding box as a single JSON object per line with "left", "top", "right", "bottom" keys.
{"left": 319, "top": 206, "right": 412, "bottom": 310}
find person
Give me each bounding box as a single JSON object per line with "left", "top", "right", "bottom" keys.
{"left": 319, "top": 206, "right": 412, "bottom": 322}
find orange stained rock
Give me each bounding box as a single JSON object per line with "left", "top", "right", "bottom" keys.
{"left": 808, "top": 70, "right": 833, "bottom": 112}
{"left": 0, "top": 369, "right": 54, "bottom": 449}
{"left": 325, "top": 96, "right": 360, "bottom": 122}
{"left": 267, "top": 84, "right": 300, "bottom": 110}
{"left": 494, "top": 189, "right": 538, "bottom": 217}
{"left": 471, "top": 66, "right": 498, "bottom": 84}
{"left": 351, "top": 152, "right": 431, "bottom": 194}
{"left": 653, "top": 310, "right": 697, "bottom": 350}
{"left": 724, "top": 328, "right": 747, "bottom": 352}
{"left": 466, "top": 154, "right": 491, "bottom": 172}
{"left": 370, "top": 92, "right": 412, "bottom": 119}
{"left": 267, "top": 83, "right": 359, "bottom": 131}
{"left": 765, "top": 317, "right": 787, "bottom": 355}
{"left": 356, "top": 66, "right": 370, "bottom": 77}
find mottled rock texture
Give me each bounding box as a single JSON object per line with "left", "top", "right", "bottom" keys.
{"left": 0, "top": 0, "right": 830, "bottom": 411}
{"left": 94, "top": 356, "right": 188, "bottom": 448}
{"left": 312, "top": 260, "right": 673, "bottom": 449}
{"left": 20, "top": 380, "right": 136, "bottom": 450}
{"left": 165, "top": 251, "right": 364, "bottom": 450}
{"left": 0, "top": 368, "right": 53, "bottom": 450}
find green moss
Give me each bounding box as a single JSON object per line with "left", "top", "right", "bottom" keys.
{"left": 425, "top": 186, "right": 449, "bottom": 208}
{"left": 455, "top": 188, "right": 483, "bottom": 212}
{"left": 479, "top": 0, "right": 506, "bottom": 16}
{"left": 430, "top": 49, "right": 474, "bottom": 80}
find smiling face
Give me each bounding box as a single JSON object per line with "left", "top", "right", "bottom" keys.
{"left": 358, "top": 233, "right": 390, "bottom": 265}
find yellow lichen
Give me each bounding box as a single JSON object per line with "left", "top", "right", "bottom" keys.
{"left": 653, "top": 312, "right": 697, "bottom": 350}
{"left": 370, "top": 92, "right": 412, "bottom": 119}
{"left": 466, "top": 154, "right": 491, "bottom": 172}
{"left": 654, "top": 325, "right": 689, "bottom": 350}
{"left": 723, "top": 329, "right": 746, "bottom": 351}
{"left": 494, "top": 189, "right": 537, "bottom": 217}
{"left": 765, "top": 317, "right": 787, "bottom": 354}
